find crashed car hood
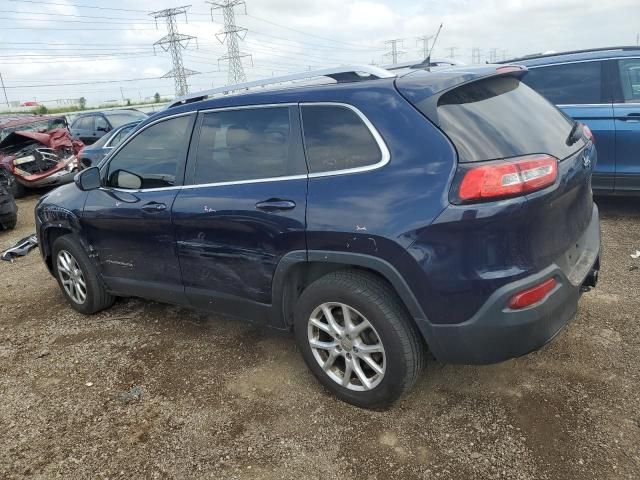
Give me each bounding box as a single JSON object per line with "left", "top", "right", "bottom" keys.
{"left": 0, "top": 128, "right": 83, "bottom": 154}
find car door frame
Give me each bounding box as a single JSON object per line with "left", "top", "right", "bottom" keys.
{"left": 83, "top": 111, "right": 197, "bottom": 304}
{"left": 610, "top": 55, "right": 640, "bottom": 193}
{"left": 177, "top": 102, "right": 309, "bottom": 327}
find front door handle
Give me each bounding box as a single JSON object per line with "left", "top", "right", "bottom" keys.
{"left": 624, "top": 113, "right": 640, "bottom": 123}
{"left": 142, "top": 202, "right": 167, "bottom": 212}
{"left": 255, "top": 199, "right": 296, "bottom": 212}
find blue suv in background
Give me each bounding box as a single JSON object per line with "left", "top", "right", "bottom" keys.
{"left": 35, "top": 64, "right": 600, "bottom": 408}
{"left": 505, "top": 47, "right": 640, "bottom": 194}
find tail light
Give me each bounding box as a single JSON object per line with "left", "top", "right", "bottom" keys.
{"left": 508, "top": 278, "right": 557, "bottom": 309}
{"left": 453, "top": 154, "right": 558, "bottom": 203}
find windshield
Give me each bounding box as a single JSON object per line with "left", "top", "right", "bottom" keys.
{"left": 105, "top": 111, "right": 147, "bottom": 128}
{"left": 435, "top": 75, "right": 582, "bottom": 162}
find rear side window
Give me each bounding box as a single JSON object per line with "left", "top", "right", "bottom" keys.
{"left": 106, "top": 115, "right": 192, "bottom": 189}
{"left": 436, "top": 75, "right": 580, "bottom": 163}
{"left": 75, "top": 116, "right": 94, "bottom": 130}
{"left": 522, "top": 61, "right": 602, "bottom": 105}
{"left": 617, "top": 58, "right": 640, "bottom": 103}
{"left": 106, "top": 111, "right": 147, "bottom": 128}
{"left": 193, "top": 107, "right": 304, "bottom": 184}
{"left": 301, "top": 105, "right": 382, "bottom": 173}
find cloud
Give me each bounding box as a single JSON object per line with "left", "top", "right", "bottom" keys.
{"left": 0, "top": 0, "right": 637, "bottom": 105}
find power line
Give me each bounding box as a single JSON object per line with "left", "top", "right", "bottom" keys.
{"left": 245, "top": 14, "right": 383, "bottom": 50}
{"left": 8, "top": 0, "right": 151, "bottom": 13}
{"left": 150, "top": 6, "right": 200, "bottom": 97}
{"left": 2, "top": 71, "right": 221, "bottom": 89}
{"left": 208, "top": 0, "right": 251, "bottom": 85}
{"left": 1, "top": 9, "right": 156, "bottom": 22}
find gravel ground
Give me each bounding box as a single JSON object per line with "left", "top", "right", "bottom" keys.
{"left": 0, "top": 193, "right": 639, "bottom": 480}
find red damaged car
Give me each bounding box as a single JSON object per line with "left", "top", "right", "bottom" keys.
{"left": 0, "top": 115, "right": 83, "bottom": 197}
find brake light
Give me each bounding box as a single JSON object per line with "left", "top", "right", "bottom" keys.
{"left": 508, "top": 278, "right": 557, "bottom": 309}
{"left": 457, "top": 155, "right": 558, "bottom": 202}
{"left": 582, "top": 124, "right": 594, "bottom": 143}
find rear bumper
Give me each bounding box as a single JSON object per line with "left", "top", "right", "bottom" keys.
{"left": 418, "top": 203, "right": 601, "bottom": 364}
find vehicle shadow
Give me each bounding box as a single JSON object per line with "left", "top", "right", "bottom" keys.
{"left": 595, "top": 195, "right": 640, "bottom": 219}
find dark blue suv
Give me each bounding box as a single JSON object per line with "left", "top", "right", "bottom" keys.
{"left": 35, "top": 64, "right": 600, "bottom": 408}
{"left": 506, "top": 46, "right": 640, "bottom": 194}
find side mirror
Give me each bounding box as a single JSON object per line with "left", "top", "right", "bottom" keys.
{"left": 74, "top": 166, "right": 101, "bottom": 191}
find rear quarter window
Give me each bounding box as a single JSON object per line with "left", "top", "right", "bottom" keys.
{"left": 301, "top": 105, "right": 384, "bottom": 174}
{"left": 436, "top": 75, "right": 581, "bottom": 163}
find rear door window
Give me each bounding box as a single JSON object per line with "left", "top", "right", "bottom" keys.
{"left": 75, "top": 116, "right": 94, "bottom": 131}
{"left": 522, "top": 61, "right": 603, "bottom": 105}
{"left": 435, "top": 75, "right": 580, "bottom": 162}
{"left": 301, "top": 105, "right": 383, "bottom": 174}
{"left": 193, "top": 107, "right": 305, "bottom": 184}
{"left": 617, "top": 58, "right": 640, "bottom": 103}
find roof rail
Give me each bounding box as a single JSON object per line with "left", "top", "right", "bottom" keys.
{"left": 497, "top": 45, "right": 640, "bottom": 64}
{"left": 168, "top": 64, "right": 396, "bottom": 108}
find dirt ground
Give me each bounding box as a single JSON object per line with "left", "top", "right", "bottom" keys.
{"left": 0, "top": 193, "right": 639, "bottom": 480}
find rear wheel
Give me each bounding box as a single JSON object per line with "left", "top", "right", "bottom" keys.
{"left": 52, "top": 235, "right": 114, "bottom": 314}
{"left": 294, "top": 270, "right": 424, "bottom": 409}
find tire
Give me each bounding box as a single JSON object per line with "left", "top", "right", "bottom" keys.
{"left": 2, "top": 216, "right": 17, "bottom": 230}
{"left": 52, "top": 235, "right": 115, "bottom": 314}
{"left": 294, "top": 269, "right": 424, "bottom": 409}
{"left": 10, "top": 175, "right": 28, "bottom": 199}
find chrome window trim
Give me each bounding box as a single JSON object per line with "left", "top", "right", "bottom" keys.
{"left": 556, "top": 103, "right": 611, "bottom": 108}
{"left": 301, "top": 102, "right": 391, "bottom": 179}
{"left": 102, "top": 101, "right": 390, "bottom": 193}
{"left": 526, "top": 56, "right": 640, "bottom": 69}
{"left": 99, "top": 111, "right": 195, "bottom": 192}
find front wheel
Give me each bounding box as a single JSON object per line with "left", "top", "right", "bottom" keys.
{"left": 294, "top": 270, "right": 424, "bottom": 409}
{"left": 52, "top": 235, "right": 114, "bottom": 314}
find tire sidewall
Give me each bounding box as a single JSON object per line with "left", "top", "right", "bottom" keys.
{"left": 294, "top": 279, "right": 412, "bottom": 409}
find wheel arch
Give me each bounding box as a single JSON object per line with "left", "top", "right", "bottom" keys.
{"left": 272, "top": 250, "right": 429, "bottom": 331}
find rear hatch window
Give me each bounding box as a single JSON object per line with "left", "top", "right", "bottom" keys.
{"left": 434, "top": 75, "right": 582, "bottom": 162}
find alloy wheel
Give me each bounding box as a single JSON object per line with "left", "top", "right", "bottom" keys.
{"left": 56, "top": 249, "right": 87, "bottom": 304}
{"left": 307, "top": 302, "right": 386, "bottom": 391}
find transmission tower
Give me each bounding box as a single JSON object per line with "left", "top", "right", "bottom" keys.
{"left": 488, "top": 48, "right": 498, "bottom": 63}
{"left": 446, "top": 47, "right": 458, "bottom": 59}
{"left": 208, "top": 0, "right": 252, "bottom": 85}
{"left": 471, "top": 47, "right": 482, "bottom": 64}
{"left": 417, "top": 35, "right": 434, "bottom": 59}
{"left": 150, "top": 6, "right": 199, "bottom": 97}
{"left": 383, "top": 39, "right": 406, "bottom": 65}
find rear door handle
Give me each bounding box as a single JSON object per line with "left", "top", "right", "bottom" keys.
{"left": 142, "top": 202, "right": 167, "bottom": 212}
{"left": 255, "top": 199, "right": 296, "bottom": 212}
{"left": 622, "top": 113, "right": 640, "bottom": 122}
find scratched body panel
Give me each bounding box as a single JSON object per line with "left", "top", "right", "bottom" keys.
{"left": 82, "top": 188, "right": 183, "bottom": 292}
{"left": 172, "top": 180, "right": 307, "bottom": 306}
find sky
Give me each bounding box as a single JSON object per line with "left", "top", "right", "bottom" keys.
{"left": 0, "top": 0, "right": 638, "bottom": 106}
